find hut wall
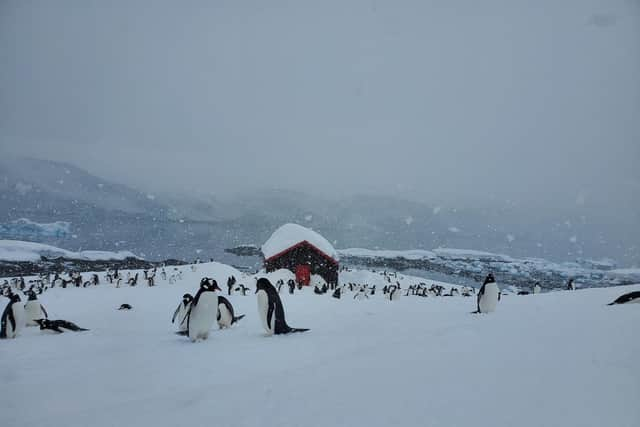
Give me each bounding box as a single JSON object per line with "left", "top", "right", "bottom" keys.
{"left": 264, "top": 243, "right": 338, "bottom": 285}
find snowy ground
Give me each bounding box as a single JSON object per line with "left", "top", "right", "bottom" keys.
{"left": 1, "top": 262, "right": 639, "bottom": 427}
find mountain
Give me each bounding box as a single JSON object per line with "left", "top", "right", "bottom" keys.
{"left": 0, "top": 157, "right": 638, "bottom": 267}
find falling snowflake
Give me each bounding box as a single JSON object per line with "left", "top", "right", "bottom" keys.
{"left": 506, "top": 234, "right": 515, "bottom": 243}
{"left": 448, "top": 227, "right": 460, "bottom": 233}
{"left": 405, "top": 216, "right": 414, "bottom": 226}
{"left": 433, "top": 206, "right": 442, "bottom": 215}
{"left": 305, "top": 215, "right": 313, "bottom": 222}
{"left": 569, "top": 236, "right": 578, "bottom": 243}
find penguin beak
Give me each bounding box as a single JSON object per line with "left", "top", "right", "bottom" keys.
{"left": 214, "top": 284, "right": 221, "bottom": 291}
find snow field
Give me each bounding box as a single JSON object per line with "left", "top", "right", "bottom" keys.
{"left": 1, "top": 262, "right": 638, "bottom": 427}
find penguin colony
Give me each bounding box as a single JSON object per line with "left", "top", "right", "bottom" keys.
{"left": 2, "top": 262, "right": 635, "bottom": 341}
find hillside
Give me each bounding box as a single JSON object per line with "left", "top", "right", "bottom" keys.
{"left": 1, "top": 158, "right": 638, "bottom": 265}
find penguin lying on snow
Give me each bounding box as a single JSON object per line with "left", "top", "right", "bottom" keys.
{"left": 255, "top": 278, "right": 309, "bottom": 335}
{"left": 34, "top": 319, "right": 89, "bottom": 333}
{"left": 118, "top": 304, "right": 133, "bottom": 310}
{"left": 217, "top": 296, "right": 245, "bottom": 328}
{"left": 607, "top": 291, "right": 640, "bottom": 306}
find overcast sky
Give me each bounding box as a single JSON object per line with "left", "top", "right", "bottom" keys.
{"left": 1, "top": 0, "right": 639, "bottom": 210}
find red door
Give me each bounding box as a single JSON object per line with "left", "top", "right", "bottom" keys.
{"left": 295, "top": 265, "right": 311, "bottom": 286}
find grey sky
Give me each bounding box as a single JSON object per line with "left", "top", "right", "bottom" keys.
{"left": 1, "top": 0, "right": 639, "bottom": 211}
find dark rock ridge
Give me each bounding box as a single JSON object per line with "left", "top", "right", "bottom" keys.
{"left": 0, "top": 257, "right": 187, "bottom": 277}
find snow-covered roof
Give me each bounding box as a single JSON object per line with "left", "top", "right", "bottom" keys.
{"left": 262, "top": 223, "right": 338, "bottom": 261}
{"left": 0, "top": 240, "right": 140, "bottom": 262}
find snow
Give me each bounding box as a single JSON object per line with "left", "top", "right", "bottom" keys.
{"left": 0, "top": 240, "right": 139, "bottom": 261}
{"left": 261, "top": 223, "right": 338, "bottom": 261}
{"left": 1, "top": 261, "right": 638, "bottom": 427}
{"left": 433, "top": 248, "right": 515, "bottom": 262}
{"left": 339, "top": 247, "right": 437, "bottom": 260}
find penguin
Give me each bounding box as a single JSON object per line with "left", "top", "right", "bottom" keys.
{"left": 118, "top": 304, "right": 133, "bottom": 310}
{"left": 235, "top": 284, "right": 250, "bottom": 296}
{"left": 255, "top": 278, "right": 309, "bottom": 335}
{"left": 24, "top": 290, "right": 48, "bottom": 326}
{"left": 388, "top": 285, "right": 401, "bottom": 301}
{"left": 567, "top": 278, "right": 576, "bottom": 291}
{"left": 34, "top": 319, "right": 89, "bottom": 333}
{"left": 533, "top": 282, "right": 542, "bottom": 294}
{"left": 217, "top": 296, "right": 245, "bottom": 328}
{"left": 474, "top": 273, "right": 499, "bottom": 314}
{"left": 354, "top": 286, "right": 368, "bottom": 300}
{"left": 1, "top": 293, "right": 25, "bottom": 338}
{"left": 172, "top": 293, "right": 193, "bottom": 332}
{"left": 607, "top": 290, "right": 640, "bottom": 306}
{"left": 184, "top": 278, "right": 221, "bottom": 341}
{"left": 332, "top": 287, "right": 341, "bottom": 299}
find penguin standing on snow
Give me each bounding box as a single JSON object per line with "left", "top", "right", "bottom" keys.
{"left": 24, "top": 290, "right": 48, "bottom": 326}
{"left": 607, "top": 290, "right": 640, "bottom": 306}
{"left": 171, "top": 294, "right": 193, "bottom": 332}
{"left": 1, "top": 293, "right": 26, "bottom": 338}
{"left": 388, "top": 285, "right": 401, "bottom": 301}
{"left": 184, "top": 278, "right": 221, "bottom": 341}
{"left": 217, "top": 296, "right": 245, "bottom": 328}
{"left": 255, "top": 278, "right": 309, "bottom": 335}
{"left": 532, "top": 282, "right": 542, "bottom": 294}
{"left": 474, "top": 273, "right": 499, "bottom": 314}
{"left": 332, "top": 286, "right": 341, "bottom": 299}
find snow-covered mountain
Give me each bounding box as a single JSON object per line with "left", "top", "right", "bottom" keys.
{"left": 1, "top": 157, "right": 638, "bottom": 266}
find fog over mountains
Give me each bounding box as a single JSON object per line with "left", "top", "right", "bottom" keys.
{"left": 1, "top": 158, "right": 637, "bottom": 267}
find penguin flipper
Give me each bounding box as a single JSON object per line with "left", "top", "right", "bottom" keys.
{"left": 41, "top": 305, "right": 48, "bottom": 318}
{"left": 171, "top": 304, "right": 181, "bottom": 323}
{"left": 175, "top": 331, "right": 189, "bottom": 336}
{"left": 267, "top": 303, "right": 275, "bottom": 333}
{"left": 232, "top": 314, "right": 245, "bottom": 324}
{"left": 287, "top": 328, "right": 309, "bottom": 333}
{"left": 6, "top": 307, "right": 16, "bottom": 335}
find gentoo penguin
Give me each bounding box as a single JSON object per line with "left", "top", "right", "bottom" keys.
{"left": 475, "top": 273, "right": 499, "bottom": 314}
{"left": 236, "top": 284, "right": 250, "bottom": 296}
{"left": 533, "top": 282, "right": 542, "bottom": 294}
{"left": 24, "top": 290, "right": 48, "bottom": 326}
{"left": 255, "top": 278, "right": 309, "bottom": 335}
{"left": 34, "top": 319, "right": 89, "bottom": 333}
{"left": 217, "top": 296, "right": 245, "bottom": 329}
{"left": 388, "top": 285, "right": 401, "bottom": 301}
{"left": 171, "top": 293, "right": 193, "bottom": 332}
{"left": 184, "top": 278, "right": 221, "bottom": 341}
{"left": 118, "top": 304, "right": 133, "bottom": 310}
{"left": 332, "top": 287, "right": 341, "bottom": 299}
{"left": 607, "top": 290, "right": 640, "bottom": 306}
{"left": 567, "top": 278, "right": 575, "bottom": 291}
{"left": 1, "top": 293, "right": 25, "bottom": 338}
{"left": 354, "top": 286, "right": 368, "bottom": 300}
